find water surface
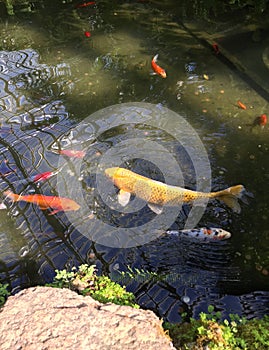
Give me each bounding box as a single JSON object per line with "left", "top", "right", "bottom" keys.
{"left": 0, "top": 0, "right": 268, "bottom": 321}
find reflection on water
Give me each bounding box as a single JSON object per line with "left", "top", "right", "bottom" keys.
{"left": 0, "top": 0, "right": 268, "bottom": 322}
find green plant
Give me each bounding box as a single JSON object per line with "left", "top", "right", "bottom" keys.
{"left": 88, "top": 275, "right": 139, "bottom": 307}
{"left": 164, "top": 305, "right": 269, "bottom": 350}
{"left": 48, "top": 267, "right": 77, "bottom": 289}
{"left": 119, "top": 265, "right": 158, "bottom": 282}
{"left": 0, "top": 283, "right": 10, "bottom": 307}
{"left": 47, "top": 264, "right": 139, "bottom": 308}
{"left": 237, "top": 315, "right": 269, "bottom": 350}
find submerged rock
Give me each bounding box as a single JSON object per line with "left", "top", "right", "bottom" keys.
{"left": 0, "top": 286, "right": 175, "bottom": 350}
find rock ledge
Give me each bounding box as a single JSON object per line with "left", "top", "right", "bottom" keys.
{"left": 0, "top": 286, "right": 175, "bottom": 350}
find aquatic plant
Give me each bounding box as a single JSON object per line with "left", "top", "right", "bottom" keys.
{"left": 47, "top": 264, "right": 139, "bottom": 308}
{"left": 118, "top": 265, "right": 158, "bottom": 282}
{"left": 0, "top": 283, "right": 9, "bottom": 307}
{"left": 164, "top": 305, "right": 269, "bottom": 350}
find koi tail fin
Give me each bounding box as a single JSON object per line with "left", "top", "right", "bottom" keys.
{"left": 153, "top": 54, "right": 158, "bottom": 62}
{"left": 3, "top": 191, "right": 20, "bottom": 202}
{"left": 215, "top": 185, "right": 245, "bottom": 213}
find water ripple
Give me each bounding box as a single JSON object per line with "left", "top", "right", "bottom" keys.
{"left": 0, "top": 49, "right": 72, "bottom": 123}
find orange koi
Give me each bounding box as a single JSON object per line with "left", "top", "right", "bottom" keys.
{"left": 53, "top": 149, "right": 86, "bottom": 159}
{"left": 105, "top": 167, "right": 245, "bottom": 214}
{"left": 4, "top": 191, "right": 80, "bottom": 215}
{"left": 151, "top": 54, "right": 167, "bottom": 78}
{"left": 237, "top": 100, "right": 247, "bottom": 110}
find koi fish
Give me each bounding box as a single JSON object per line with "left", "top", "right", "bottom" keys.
{"left": 75, "top": 1, "right": 95, "bottom": 8}
{"left": 105, "top": 167, "right": 245, "bottom": 214}
{"left": 252, "top": 114, "right": 267, "bottom": 129}
{"left": 246, "top": 114, "right": 267, "bottom": 130}
{"left": 84, "top": 31, "right": 91, "bottom": 38}
{"left": 52, "top": 149, "right": 86, "bottom": 159}
{"left": 31, "top": 170, "right": 58, "bottom": 183}
{"left": 259, "top": 113, "right": 267, "bottom": 127}
{"left": 4, "top": 191, "right": 80, "bottom": 215}
{"left": 237, "top": 100, "right": 247, "bottom": 110}
{"left": 166, "top": 227, "right": 231, "bottom": 241}
{"left": 11, "top": 170, "right": 59, "bottom": 186}
{"left": 212, "top": 43, "right": 220, "bottom": 54}
{"left": 151, "top": 54, "right": 167, "bottom": 78}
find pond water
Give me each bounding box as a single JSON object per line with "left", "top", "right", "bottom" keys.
{"left": 0, "top": 0, "right": 268, "bottom": 322}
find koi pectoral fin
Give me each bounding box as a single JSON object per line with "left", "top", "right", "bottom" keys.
{"left": 48, "top": 208, "right": 61, "bottom": 215}
{"left": 0, "top": 202, "right": 7, "bottom": 209}
{"left": 118, "top": 190, "right": 131, "bottom": 206}
{"left": 148, "top": 203, "right": 163, "bottom": 215}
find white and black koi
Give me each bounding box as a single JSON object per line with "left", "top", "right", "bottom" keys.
{"left": 166, "top": 227, "right": 231, "bottom": 241}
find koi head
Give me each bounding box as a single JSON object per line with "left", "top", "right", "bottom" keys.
{"left": 46, "top": 196, "right": 81, "bottom": 214}
{"left": 104, "top": 167, "right": 120, "bottom": 181}
{"left": 159, "top": 70, "right": 167, "bottom": 78}
{"left": 62, "top": 198, "right": 81, "bottom": 211}
{"left": 105, "top": 167, "right": 137, "bottom": 193}
{"left": 203, "top": 228, "right": 231, "bottom": 240}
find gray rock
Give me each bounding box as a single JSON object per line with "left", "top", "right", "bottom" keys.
{"left": 0, "top": 286, "right": 176, "bottom": 350}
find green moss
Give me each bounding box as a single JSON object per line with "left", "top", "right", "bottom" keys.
{"left": 0, "top": 283, "right": 10, "bottom": 307}
{"left": 47, "top": 264, "right": 139, "bottom": 308}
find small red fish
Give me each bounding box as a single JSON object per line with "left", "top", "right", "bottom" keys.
{"left": 75, "top": 1, "right": 95, "bottom": 8}
{"left": 237, "top": 100, "right": 247, "bottom": 110}
{"left": 4, "top": 191, "right": 80, "bottom": 215}
{"left": 31, "top": 171, "right": 57, "bottom": 183}
{"left": 84, "top": 31, "right": 91, "bottom": 38}
{"left": 53, "top": 149, "right": 86, "bottom": 159}
{"left": 259, "top": 114, "right": 267, "bottom": 127}
{"left": 212, "top": 43, "right": 220, "bottom": 54}
{"left": 151, "top": 54, "right": 167, "bottom": 78}
{"left": 250, "top": 114, "right": 267, "bottom": 130}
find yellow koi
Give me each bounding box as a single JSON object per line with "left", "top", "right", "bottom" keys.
{"left": 105, "top": 167, "right": 245, "bottom": 214}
